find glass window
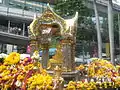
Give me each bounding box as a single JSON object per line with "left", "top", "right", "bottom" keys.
{"left": 8, "top": 0, "right": 52, "bottom": 12}
{"left": 8, "top": 0, "right": 24, "bottom": 9}
{"left": 9, "top": 0, "right": 15, "bottom": 6}
{"left": 15, "top": 3, "right": 23, "bottom": 9}
{"left": 35, "top": 8, "right": 40, "bottom": 12}
{"left": 0, "top": 0, "right": 3, "bottom": 4}
{"left": 24, "top": 4, "right": 34, "bottom": 11}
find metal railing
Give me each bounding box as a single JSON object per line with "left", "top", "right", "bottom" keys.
{"left": 0, "top": 25, "right": 8, "bottom": 32}
{"left": 0, "top": 25, "right": 28, "bottom": 37}
{"left": 0, "top": 5, "right": 38, "bottom": 19}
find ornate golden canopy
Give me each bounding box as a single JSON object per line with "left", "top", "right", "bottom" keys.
{"left": 29, "top": 3, "right": 78, "bottom": 40}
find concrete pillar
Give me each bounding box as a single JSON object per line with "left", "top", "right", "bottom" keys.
{"left": 118, "top": 14, "right": 120, "bottom": 48}
{"left": 71, "top": 44, "right": 76, "bottom": 71}
{"left": 23, "top": 23, "right": 25, "bottom": 36}
{"left": 93, "top": 0, "right": 102, "bottom": 58}
{"left": 6, "top": 0, "right": 10, "bottom": 15}
{"left": 8, "top": 20, "right": 10, "bottom": 33}
{"left": 4, "top": 0, "right": 9, "bottom": 6}
{"left": 1, "top": 44, "right": 3, "bottom": 53}
{"left": 108, "top": 0, "right": 114, "bottom": 64}
{"left": 62, "top": 44, "right": 72, "bottom": 71}
{"left": 42, "top": 48, "right": 49, "bottom": 69}
{"left": 22, "top": 0, "right": 26, "bottom": 16}
{"left": 42, "top": 3, "right": 44, "bottom": 13}
{"left": 6, "top": 44, "right": 12, "bottom": 54}
{"left": 2, "top": 0, "right": 5, "bottom": 4}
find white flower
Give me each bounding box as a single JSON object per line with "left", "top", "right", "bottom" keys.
{"left": 33, "top": 66, "right": 38, "bottom": 70}
{"left": 0, "top": 53, "right": 8, "bottom": 59}
{"left": 20, "top": 54, "right": 30, "bottom": 60}
{"left": 15, "top": 80, "right": 22, "bottom": 87}
{"left": 91, "top": 79, "right": 94, "bottom": 82}
{"left": 31, "top": 51, "right": 40, "bottom": 60}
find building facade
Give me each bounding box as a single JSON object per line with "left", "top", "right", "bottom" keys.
{"left": 0, "top": 0, "right": 54, "bottom": 54}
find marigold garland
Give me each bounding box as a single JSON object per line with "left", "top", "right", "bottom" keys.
{"left": 0, "top": 52, "right": 63, "bottom": 90}
{"left": 1, "top": 52, "right": 120, "bottom": 90}
{"left": 73, "top": 59, "right": 120, "bottom": 90}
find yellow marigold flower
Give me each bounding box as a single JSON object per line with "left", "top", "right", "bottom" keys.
{"left": 1, "top": 70, "right": 10, "bottom": 76}
{"left": 2, "top": 75, "right": 11, "bottom": 80}
{"left": 41, "top": 69, "right": 47, "bottom": 76}
{"left": 0, "top": 65, "right": 6, "bottom": 72}
{"left": 67, "top": 85, "right": 76, "bottom": 90}
{"left": 76, "top": 64, "right": 85, "bottom": 70}
{"left": 5, "top": 84, "right": 10, "bottom": 88}
{"left": 4, "top": 52, "right": 20, "bottom": 65}
{"left": 28, "top": 64, "right": 34, "bottom": 70}
{"left": 17, "top": 75, "right": 24, "bottom": 80}
{"left": 12, "top": 68, "right": 18, "bottom": 74}
{"left": 46, "top": 85, "right": 53, "bottom": 89}
{"left": 88, "top": 59, "right": 118, "bottom": 78}
{"left": 27, "top": 74, "right": 53, "bottom": 90}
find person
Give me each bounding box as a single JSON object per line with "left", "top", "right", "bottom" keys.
{"left": 27, "top": 45, "right": 30, "bottom": 54}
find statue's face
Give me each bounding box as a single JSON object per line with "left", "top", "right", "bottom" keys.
{"left": 40, "top": 25, "right": 51, "bottom": 35}
{"left": 40, "top": 24, "right": 60, "bottom": 36}
{"left": 39, "top": 24, "right": 60, "bottom": 44}
{"left": 42, "top": 28, "right": 51, "bottom": 35}
{"left": 39, "top": 25, "right": 52, "bottom": 44}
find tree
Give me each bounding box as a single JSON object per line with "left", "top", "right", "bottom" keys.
{"left": 55, "top": 0, "right": 90, "bottom": 22}
{"left": 54, "top": 0, "right": 96, "bottom": 41}
{"left": 113, "top": 14, "right": 119, "bottom": 46}
{"left": 77, "top": 17, "right": 97, "bottom": 41}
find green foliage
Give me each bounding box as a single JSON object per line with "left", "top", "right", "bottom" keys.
{"left": 113, "top": 14, "right": 119, "bottom": 45}
{"left": 50, "top": 36, "right": 62, "bottom": 48}
{"left": 54, "top": 0, "right": 96, "bottom": 41}
{"left": 77, "top": 17, "right": 97, "bottom": 41}
{"left": 54, "top": 0, "right": 91, "bottom": 22}
{"left": 0, "top": 58, "right": 4, "bottom": 63}
{"left": 101, "top": 14, "right": 119, "bottom": 43}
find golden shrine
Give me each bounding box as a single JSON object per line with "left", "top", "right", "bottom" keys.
{"left": 29, "top": 4, "right": 78, "bottom": 71}
{"left": 29, "top": 4, "right": 78, "bottom": 82}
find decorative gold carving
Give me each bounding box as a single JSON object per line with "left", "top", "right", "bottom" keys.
{"left": 47, "top": 45, "right": 63, "bottom": 70}
{"left": 53, "top": 66, "right": 64, "bottom": 90}
{"left": 29, "top": 3, "right": 78, "bottom": 71}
